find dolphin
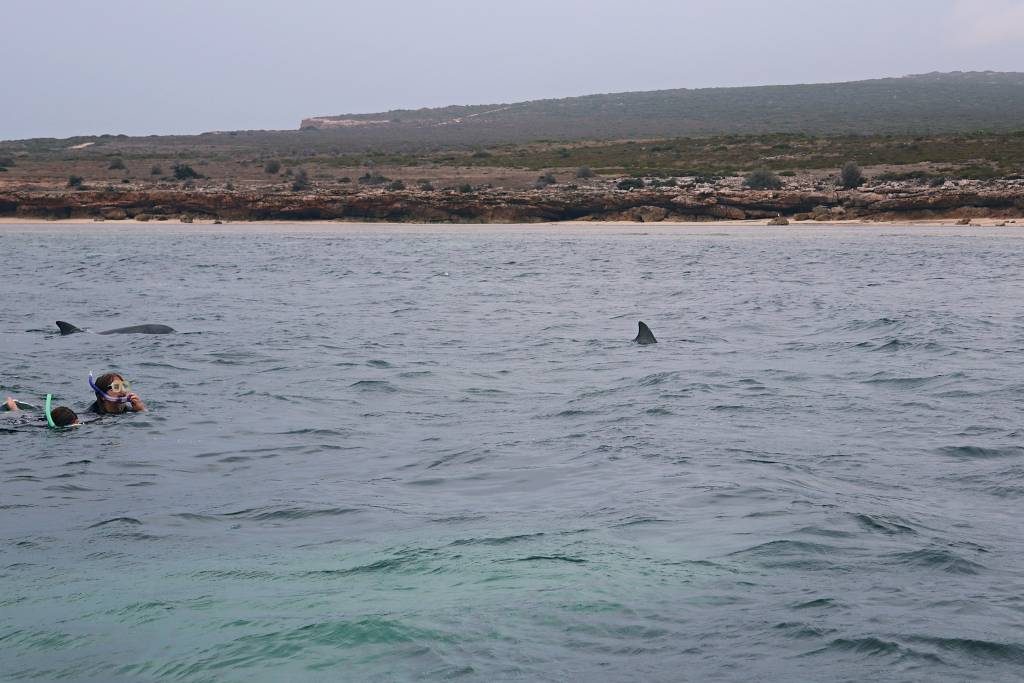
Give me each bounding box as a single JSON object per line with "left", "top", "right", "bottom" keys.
{"left": 633, "top": 321, "right": 657, "bottom": 345}
{"left": 56, "top": 320, "right": 176, "bottom": 335}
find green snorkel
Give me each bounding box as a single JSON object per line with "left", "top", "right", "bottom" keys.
{"left": 44, "top": 394, "right": 58, "bottom": 429}
{"left": 43, "top": 394, "right": 79, "bottom": 430}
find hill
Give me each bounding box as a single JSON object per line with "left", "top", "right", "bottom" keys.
{"left": 300, "top": 72, "right": 1024, "bottom": 146}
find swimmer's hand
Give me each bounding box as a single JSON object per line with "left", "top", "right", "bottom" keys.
{"left": 127, "top": 393, "right": 146, "bottom": 412}
{"left": 4, "top": 397, "right": 19, "bottom": 411}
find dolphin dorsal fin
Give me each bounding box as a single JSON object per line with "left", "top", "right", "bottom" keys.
{"left": 633, "top": 321, "right": 657, "bottom": 345}
{"left": 56, "top": 321, "right": 85, "bottom": 335}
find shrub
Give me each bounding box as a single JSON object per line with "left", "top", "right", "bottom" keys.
{"left": 0, "top": 156, "right": 14, "bottom": 167}
{"left": 535, "top": 173, "right": 557, "bottom": 188}
{"left": 458, "top": 183, "right": 473, "bottom": 193}
{"left": 743, "top": 167, "right": 783, "bottom": 190}
{"left": 617, "top": 178, "right": 644, "bottom": 190}
{"left": 67, "top": 175, "right": 84, "bottom": 188}
{"left": 840, "top": 161, "right": 863, "bottom": 189}
{"left": 150, "top": 164, "right": 163, "bottom": 175}
{"left": 291, "top": 168, "right": 310, "bottom": 191}
{"left": 358, "top": 172, "right": 389, "bottom": 185}
{"left": 576, "top": 166, "right": 594, "bottom": 178}
{"left": 264, "top": 160, "right": 281, "bottom": 174}
{"left": 173, "top": 163, "right": 203, "bottom": 180}
{"left": 108, "top": 157, "right": 126, "bottom": 170}
{"left": 470, "top": 150, "right": 491, "bottom": 158}
{"left": 387, "top": 179, "right": 406, "bottom": 190}
{"left": 338, "top": 176, "right": 351, "bottom": 183}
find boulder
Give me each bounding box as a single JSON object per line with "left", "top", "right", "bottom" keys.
{"left": 100, "top": 207, "right": 127, "bottom": 220}
{"left": 633, "top": 206, "right": 669, "bottom": 222}
{"left": 709, "top": 204, "right": 746, "bottom": 220}
{"left": 768, "top": 216, "right": 790, "bottom": 226}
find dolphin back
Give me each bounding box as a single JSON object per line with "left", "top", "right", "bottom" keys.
{"left": 56, "top": 320, "right": 85, "bottom": 335}
{"left": 633, "top": 321, "right": 657, "bottom": 345}
{"left": 97, "top": 324, "right": 176, "bottom": 335}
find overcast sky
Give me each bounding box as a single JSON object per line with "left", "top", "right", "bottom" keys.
{"left": 4, "top": 0, "right": 1023, "bottom": 140}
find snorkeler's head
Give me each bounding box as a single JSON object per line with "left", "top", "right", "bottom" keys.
{"left": 91, "top": 372, "right": 130, "bottom": 404}
{"left": 50, "top": 406, "right": 78, "bottom": 427}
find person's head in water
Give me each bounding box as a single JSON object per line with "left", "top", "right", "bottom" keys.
{"left": 4, "top": 396, "right": 79, "bottom": 426}
{"left": 91, "top": 372, "right": 146, "bottom": 414}
{"left": 50, "top": 406, "right": 79, "bottom": 427}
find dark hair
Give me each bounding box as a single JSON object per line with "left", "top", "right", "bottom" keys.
{"left": 94, "top": 372, "right": 124, "bottom": 397}
{"left": 51, "top": 406, "right": 78, "bottom": 426}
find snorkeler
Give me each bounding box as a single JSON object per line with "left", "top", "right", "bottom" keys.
{"left": 87, "top": 372, "right": 146, "bottom": 414}
{"left": 3, "top": 395, "right": 80, "bottom": 427}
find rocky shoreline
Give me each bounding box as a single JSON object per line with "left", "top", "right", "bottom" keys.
{"left": 3, "top": 180, "right": 1023, "bottom": 224}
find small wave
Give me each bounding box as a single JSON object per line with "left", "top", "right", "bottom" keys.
{"left": 88, "top": 517, "right": 143, "bottom": 528}
{"left": 773, "top": 621, "right": 837, "bottom": 639}
{"left": 507, "top": 555, "right": 586, "bottom": 564}
{"left": 638, "top": 372, "right": 680, "bottom": 386}
{"left": 728, "top": 539, "right": 842, "bottom": 569}
{"left": 222, "top": 507, "right": 359, "bottom": 521}
{"left": 843, "top": 317, "right": 901, "bottom": 331}
{"left": 43, "top": 484, "right": 91, "bottom": 492}
{"left": 904, "top": 635, "right": 1024, "bottom": 664}
{"left": 862, "top": 372, "right": 957, "bottom": 388}
{"left": 871, "top": 338, "right": 913, "bottom": 352}
{"left": 806, "top": 636, "right": 940, "bottom": 662}
{"left": 886, "top": 548, "right": 986, "bottom": 575}
{"left": 852, "top": 513, "right": 918, "bottom": 535}
{"left": 349, "top": 380, "right": 398, "bottom": 392}
{"left": 791, "top": 598, "right": 842, "bottom": 610}
{"left": 548, "top": 408, "right": 600, "bottom": 418}
{"left": 449, "top": 532, "right": 546, "bottom": 547}
{"left": 937, "top": 445, "right": 1024, "bottom": 459}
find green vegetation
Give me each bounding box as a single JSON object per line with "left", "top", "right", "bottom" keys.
{"left": 297, "top": 72, "right": 1024, "bottom": 145}
{"left": 840, "top": 161, "right": 863, "bottom": 188}
{"left": 108, "top": 157, "right": 126, "bottom": 170}
{"left": 744, "top": 167, "right": 783, "bottom": 190}
{"left": 617, "top": 178, "right": 644, "bottom": 190}
{"left": 291, "top": 168, "right": 310, "bottom": 191}
{"left": 264, "top": 160, "right": 281, "bottom": 174}
{"left": 172, "top": 163, "right": 203, "bottom": 180}
{"left": 150, "top": 164, "right": 163, "bottom": 175}
{"left": 576, "top": 166, "right": 594, "bottom": 178}
{"left": 67, "top": 175, "right": 84, "bottom": 188}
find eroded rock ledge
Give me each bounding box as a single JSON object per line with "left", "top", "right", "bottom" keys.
{"left": 3, "top": 185, "right": 1024, "bottom": 223}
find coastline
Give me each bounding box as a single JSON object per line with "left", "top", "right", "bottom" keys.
{"left": 4, "top": 180, "right": 1024, "bottom": 227}
{"left": 1, "top": 216, "right": 1019, "bottom": 227}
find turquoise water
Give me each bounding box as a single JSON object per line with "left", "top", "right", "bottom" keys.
{"left": 2, "top": 223, "right": 1024, "bottom": 681}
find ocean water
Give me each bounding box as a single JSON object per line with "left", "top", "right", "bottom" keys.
{"left": 2, "top": 222, "right": 1023, "bottom": 682}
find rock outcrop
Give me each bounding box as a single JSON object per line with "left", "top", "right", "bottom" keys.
{"left": 2, "top": 184, "right": 1023, "bottom": 223}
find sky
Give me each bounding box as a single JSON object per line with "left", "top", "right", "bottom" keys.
{"left": 4, "top": 0, "right": 1024, "bottom": 140}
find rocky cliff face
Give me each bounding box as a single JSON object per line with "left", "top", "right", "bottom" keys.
{"left": 3, "top": 184, "right": 1023, "bottom": 223}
